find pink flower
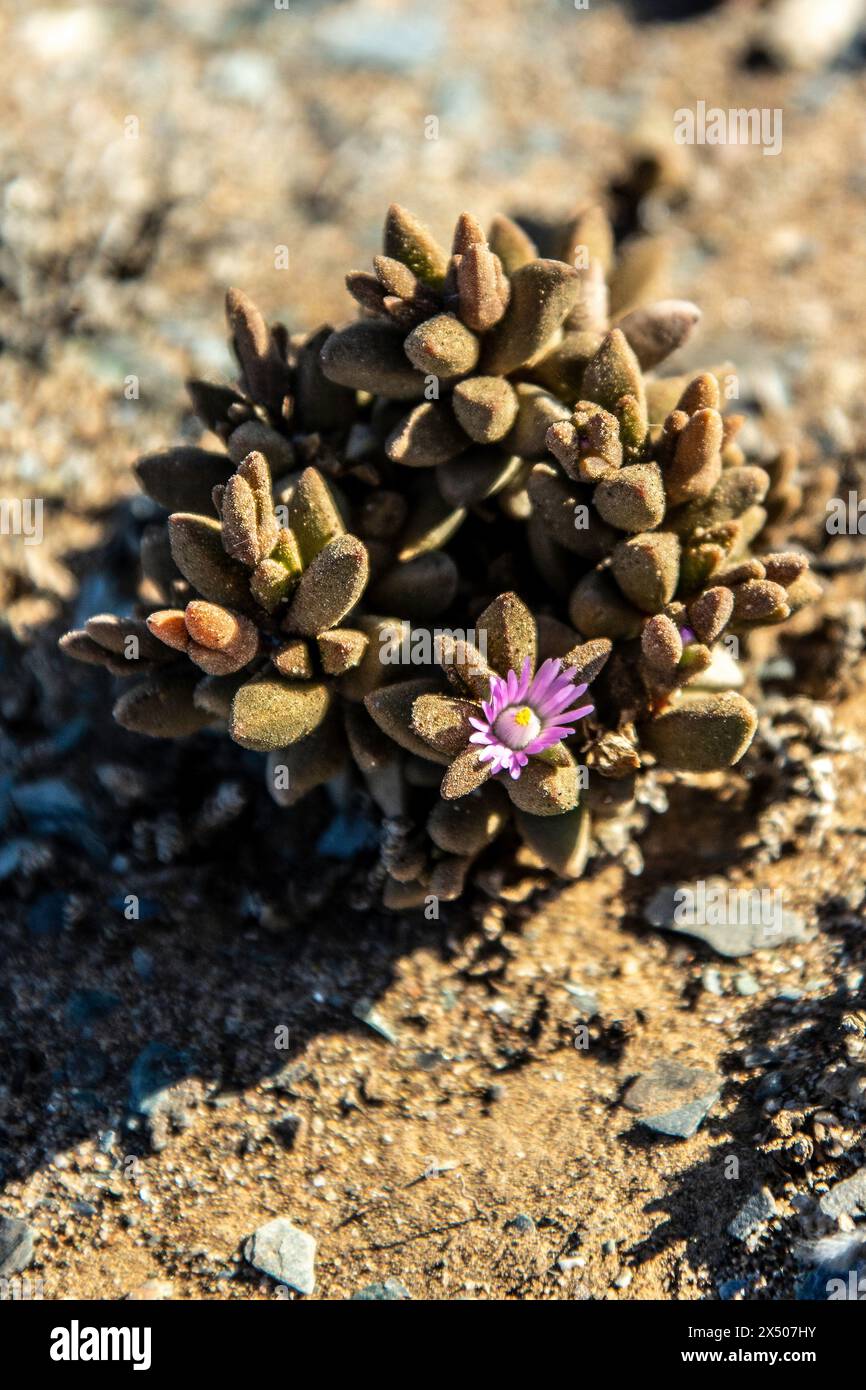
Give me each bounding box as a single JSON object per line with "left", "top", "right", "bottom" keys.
{"left": 467, "top": 657, "right": 594, "bottom": 780}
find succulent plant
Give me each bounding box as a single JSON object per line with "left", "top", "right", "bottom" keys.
{"left": 61, "top": 199, "right": 821, "bottom": 908}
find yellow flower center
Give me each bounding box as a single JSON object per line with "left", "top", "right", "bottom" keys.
{"left": 513, "top": 706, "right": 533, "bottom": 727}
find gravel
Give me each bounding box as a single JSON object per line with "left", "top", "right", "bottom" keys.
{"left": 623, "top": 1058, "right": 722, "bottom": 1139}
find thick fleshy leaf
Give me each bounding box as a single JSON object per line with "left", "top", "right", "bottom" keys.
{"left": 230, "top": 677, "right": 331, "bottom": 752}
{"left": 386, "top": 401, "right": 468, "bottom": 467}
{"left": 320, "top": 320, "right": 425, "bottom": 400}
{"left": 403, "top": 313, "right": 480, "bottom": 379}
{"left": 611, "top": 532, "right": 680, "bottom": 613}
{"left": 411, "top": 692, "right": 478, "bottom": 756}
{"left": 616, "top": 300, "right": 700, "bottom": 371}
{"left": 114, "top": 674, "right": 214, "bottom": 739}
{"left": 135, "top": 448, "right": 234, "bottom": 515}
{"left": 168, "top": 514, "right": 251, "bottom": 608}
{"left": 383, "top": 203, "right": 448, "bottom": 288}
{"left": 475, "top": 591, "right": 537, "bottom": 678}
{"left": 266, "top": 711, "right": 346, "bottom": 807}
{"left": 452, "top": 377, "right": 519, "bottom": 443}
{"left": 364, "top": 679, "right": 448, "bottom": 763}
{"left": 428, "top": 785, "right": 506, "bottom": 855}
{"left": 287, "top": 467, "right": 345, "bottom": 566}
{"left": 515, "top": 804, "right": 590, "bottom": 877}
{"left": 287, "top": 534, "right": 369, "bottom": 636}
{"left": 505, "top": 751, "right": 581, "bottom": 816}
{"left": 481, "top": 260, "right": 581, "bottom": 376}
{"left": 643, "top": 692, "right": 758, "bottom": 771}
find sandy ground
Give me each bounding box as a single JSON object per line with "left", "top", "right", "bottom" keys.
{"left": 2, "top": 0, "right": 866, "bottom": 1300}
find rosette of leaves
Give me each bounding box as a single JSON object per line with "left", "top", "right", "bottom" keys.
{"left": 542, "top": 354, "right": 821, "bottom": 771}
{"left": 318, "top": 204, "right": 702, "bottom": 552}
{"left": 63, "top": 453, "right": 389, "bottom": 793}
{"left": 360, "top": 592, "right": 611, "bottom": 906}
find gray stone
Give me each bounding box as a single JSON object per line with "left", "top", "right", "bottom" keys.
{"left": 564, "top": 984, "right": 599, "bottom": 1018}
{"left": 506, "top": 1213, "right": 536, "bottom": 1234}
{"left": 734, "top": 972, "right": 759, "bottom": 996}
{"left": 818, "top": 1169, "right": 866, "bottom": 1221}
{"left": 643, "top": 882, "right": 809, "bottom": 958}
{"left": 270, "top": 1113, "right": 303, "bottom": 1149}
{"left": 624, "top": 1058, "right": 722, "bottom": 1139}
{"left": 351, "top": 1277, "right": 411, "bottom": 1301}
{"left": 0, "top": 1214, "right": 34, "bottom": 1277}
{"left": 728, "top": 1188, "right": 777, "bottom": 1241}
{"left": 244, "top": 1218, "right": 316, "bottom": 1295}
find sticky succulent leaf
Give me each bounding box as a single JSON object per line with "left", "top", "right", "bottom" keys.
{"left": 320, "top": 320, "right": 425, "bottom": 400}
{"left": 220, "top": 473, "right": 261, "bottom": 567}
{"left": 386, "top": 401, "right": 468, "bottom": 467}
{"left": 135, "top": 448, "right": 234, "bottom": 515}
{"left": 365, "top": 679, "right": 449, "bottom": 763}
{"left": 225, "top": 287, "right": 287, "bottom": 408}
{"left": 581, "top": 330, "right": 647, "bottom": 440}
{"left": 437, "top": 450, "right": 522, "bottom": 509}
{"left": 114, "top": 674, "right": 214, "bottom": 739}
{"left": 60, "top": 630, "right": 149, "bottom": 677}
{"left": 440, "top": 745, "right": 493, "bottom": 799}
{"left": 530, "top": 329, "right": 601, "bottom": 399}
{"left": 643, "top": 692, "right": 758, "bottom": 771}
{"left": 664, "top": 407, "right": 723, "bottom": 507}
{"left": 288, "top": 467, "right": 345, "bottom": 565}
{"left": 616, "top": 300, "right": 700, "bottom": 371}
{"left": 688, "top": 586, "right": 734, "bottom": 644}
{"left": 677, "top": 372, "right": 720, "bottom": 414}
{"left": 436, "top": 633, "right": 496, "bottom": 701}
{"left": 505, "top": 751, "right": 581, "bottom": 816}
{"left": 611, "top": 532, "right": 680, "bottom": 613}
{"left": 374, "top": 253, "right": 421, "bottom": 300}
{"left": 317, "top": 627, "right": 369, "bottom": 675}
{"left": 515, "top": 804, "right": 590, "bottom": 878}
{"left": 671, "top": 466, "right": 771, "bottom": 533}
{"left": 486, "top": 213, "right": 537, "bottom": 273}
{"left": 403, "top": 313, "right": 480, "bottom": 379}
{"left": 569, "top": 570, "right": 642, "bottom": 640}
{"left": 475, "top": 591, "right": 537, "bottom": 678}
{"left": 287, "top": 534, "right": 369, "bottom": 636}
{"left": 186, "top": 379, "right": 247, "bottom": 433}
{"left": 193, "top": 672, "right": 247, "bottom": 719}
{"left": 640, "top": 613, "right": 683, "bottom": 673}
{"left": 266, "top": 711, "right": 346, "bottom": 807}
{"left": 594, "top": 463, "right": 666, "bottom": 533}
{"left": 396, "top": 490, "right": 465, "bottom": 562}
{"left": 481, "top": 259, "right": 581, "bottom": 376}
{"left": 429, "top": 855, "right": 473, "bottom": 902}
{"left": 546, "top": 402, "right": 622, "bottom": 483}
{"left": 560, "top": 637, "right": 613, "bottom": 685}
{"left": 452, "top": 376, "right": 519, "bottom": 443}
{"left": 368, "top": 551, "right": 458, "bottom": 618}
{"left": 730, "top": 579, "right": 790, "bottom": 625}
{"left": 411, "top": 692, "right": 478, "bottom": 757}
{"left": 85, "top": 614, "right": 173, "bottom": 662}
{"left": 227, "top": 420, "right": 295, "bottom": 475}
{"left": 457, "top": 244, "right": 509, "bottom": 333}
{"left": 428, "top": 786, "right": 506, "bottom": 855}
{"left": 558, "top": 204, "right": 614, "bottom": 275}
{"left": 145, "top": 609, "right": 190, "bottom": 653}
{"left": 272, "top": 638, "right": 314, "bottom": 680}
{"left": 168, "top": 513, "right": 251, "bottom": 608}
{"left": 229, "top": 676, "right": 331, "bottom": 751}
{"left": 506, "top": 384, "right": 570, "bottom": 459}
{"left": 383, "top": 203, "right": 448, "bottom": 288}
